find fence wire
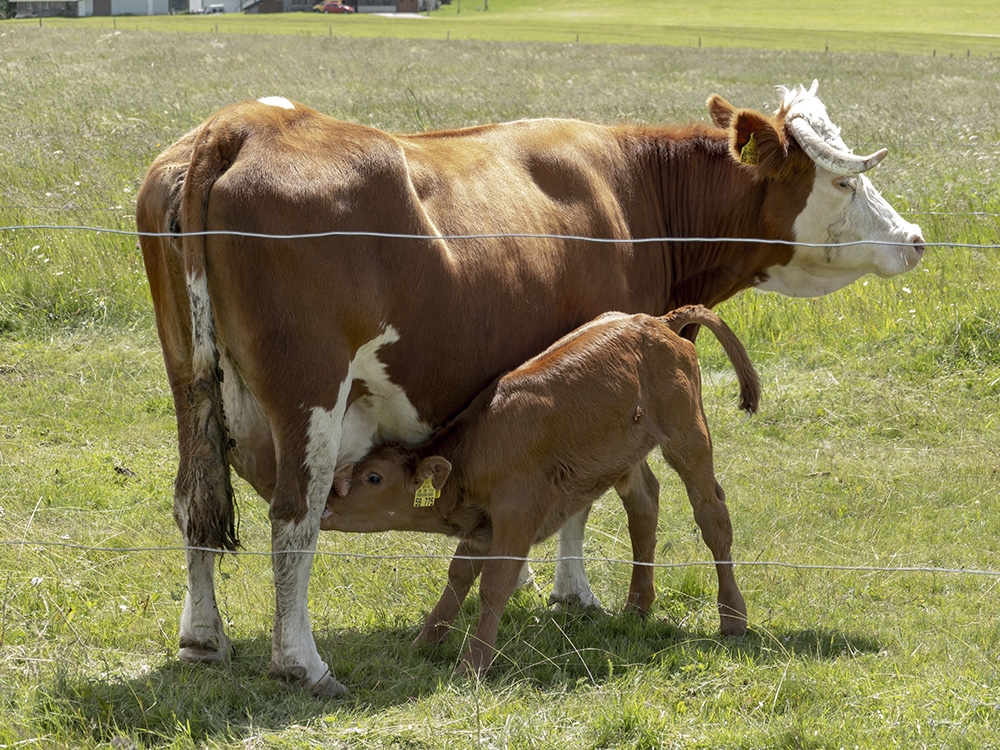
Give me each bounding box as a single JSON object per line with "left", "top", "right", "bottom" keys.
{"left": 0, "top": 223, "right": 996, "bottom": 250}
{"left": 2, "top": 220, "right": 998, "bottom": 583}
{"left": 1, "top": 539, "right": 997, "bottom": 579}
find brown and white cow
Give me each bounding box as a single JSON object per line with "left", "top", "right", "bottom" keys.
{"left": 136, "top": 81, "right": 923, "bottom": 696}
{"left": 323, "top": 305, "right": 760, "bottom": 675}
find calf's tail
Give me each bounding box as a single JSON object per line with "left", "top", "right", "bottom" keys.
{"left": 176, "top": 118, "right": 243, "bottom": 552}
{"left": 663, "top": 305, "right": 761, "bottom": 414}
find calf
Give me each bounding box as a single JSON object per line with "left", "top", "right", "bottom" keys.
{"left": 322, "top": 305, "right": 759, "bottom": 675}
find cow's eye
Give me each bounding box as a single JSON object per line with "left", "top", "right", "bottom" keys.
{"left": 834, "top": 177, "right": 857, "bottom": 193}
{"left": 366, "top": 473, "right": 382, "bottom": 485}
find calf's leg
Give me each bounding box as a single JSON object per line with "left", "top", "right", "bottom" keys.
{"left": 662, "top": 438, "right": 747, "bottom": 636}
{"left": 550, "top": 461, "right": 659, "bottom": 611}
{"left": 415, "top": 538, "right": 487, "bottom": 648}
{"left": 460, "top": 535, "right": 531, "bottom": 676}
{"left": 616, "top": 461, "right": 660, "bottom": 615}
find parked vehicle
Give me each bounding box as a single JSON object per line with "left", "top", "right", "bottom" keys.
{"left": 314, "top": 1, "right": 355, "bottom": 12}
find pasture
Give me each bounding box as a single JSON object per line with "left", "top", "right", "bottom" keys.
{"left": 11, "top": 0, "right": 1000, "bottom": 56}
{"left": 2, "top": 12, "right": 1000, "bottom": 750}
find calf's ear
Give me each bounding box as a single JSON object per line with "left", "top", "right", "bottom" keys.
{"left": 414, "top": 456, "right": 452, "bottom": 492}
{"left": 333, "top": 462, "right": 354, "bottom": 497}
{"left": 728, "top": 109, "right": 788, "bottom": 177}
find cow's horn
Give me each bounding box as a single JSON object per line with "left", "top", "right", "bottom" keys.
{"left": 787, "top": 116, "right": 887, "bottom": 175}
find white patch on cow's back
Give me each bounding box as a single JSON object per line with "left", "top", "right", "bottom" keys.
{"left": 339, "top": 324, "right": 431, "bottom": 466}
{"left": 258, "top": 96, "right": 295, "bottom": 110}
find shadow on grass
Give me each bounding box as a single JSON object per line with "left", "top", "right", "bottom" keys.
{"left": 478, "top": 595, "right": 884, "bottom": 687}
{"left": 28, "top": 599, "right": 882, "bottom": 747}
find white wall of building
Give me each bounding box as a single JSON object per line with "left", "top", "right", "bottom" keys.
{"left": 114, "top": 0, "right": 168, "bottom": 13}
{"left": 189, "top": 0, "right": 242, "bottom": 12}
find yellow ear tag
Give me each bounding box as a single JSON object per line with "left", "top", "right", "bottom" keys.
{"left": 739, "top": 133, "right": 759, "bottom": 165}
{"left": 414, "top": 476, "right": 439, "bottom": 508}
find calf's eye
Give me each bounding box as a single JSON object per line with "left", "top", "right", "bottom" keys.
{"left": 366, "top": 473, "right": 382, "bottom": 485}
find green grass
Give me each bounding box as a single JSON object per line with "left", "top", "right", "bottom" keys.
{"left": 2, "top": 8, "right": 1000, "bottom": 749}
{"left": 7, "top": 0, "right": 1000, "bottom": 56}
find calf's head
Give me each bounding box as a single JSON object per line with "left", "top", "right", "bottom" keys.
{"left": 320, "top": 444, "right": 453, "bottom": 534}
{"left": 711, "top": 80, "right": 924, "bottom": 297}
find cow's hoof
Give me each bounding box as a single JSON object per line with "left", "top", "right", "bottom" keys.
{"left": 268, "top": 663, "right": 349, "bottom": 698}
{"left": 548, "top": 590, "right": 603, "bottom": 611}
{"left": 515, "top": 563, "right": 541, "bottom": 593}
{"left": 178, "top": 639, "right": 233, "bottom": 663}
{"left": 311, "top": 673, "right": 350, "bottom": 698}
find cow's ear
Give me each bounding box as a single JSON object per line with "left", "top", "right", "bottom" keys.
{"left": 333, "top": 462, "right": 354, "bottom": 497}
{"left": 728, "top": 109, "right": 787, "bottom": 176}
{"left": 707, "top": 94, "right": 735, "bottom": 128}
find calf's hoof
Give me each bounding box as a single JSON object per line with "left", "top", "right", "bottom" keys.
{"left": 622, "top": 592, "right": 655, "bottom": 617}
{"left": 413, "top": 621, "right": 451, "bottom": 648}
{"left": 719, "top": 602, "right": 748, "bottom": 637}
{"left": 457, "top": 648, "right": 492, "bottom": 678}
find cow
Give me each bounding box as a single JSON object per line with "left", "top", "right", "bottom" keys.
{"left": 136, "top": 80, "right": 924, "bottom": 696}
{"left": 322, "top": 304, "right": 760, "bottom": 675}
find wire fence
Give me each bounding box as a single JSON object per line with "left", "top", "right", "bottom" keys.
{"left": 2, "top": 218, "right": 999, "bottom": 585}
{"left": 1, "top": 539, "right": 998, "bottom": 578}
{"left": 0, "top": 223, "right": 996, "bottom": 250}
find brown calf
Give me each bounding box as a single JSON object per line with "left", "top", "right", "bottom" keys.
{"left": 322, "top": 304, "right": 760, "bottom": 675}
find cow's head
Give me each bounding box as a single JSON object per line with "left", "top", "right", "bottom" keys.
{"left": 320, "top": 444, "right": 453, "bottom": 534}
{"left": 710, "top": 80, "right": 924, "bottom": 297}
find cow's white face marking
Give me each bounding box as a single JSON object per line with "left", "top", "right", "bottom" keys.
{"left": 756, "top": 82, "right": 923, "bottom": 298}
{"left": 258, "top": 96, "right": 295, "bottom": 110}
{"left": 757, "top": 167, "right": 924, "bottom": 298}
{"left": 339, "top": 325, "right": 431, "bottom": 466}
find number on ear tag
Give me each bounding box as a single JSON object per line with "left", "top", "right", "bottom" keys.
{"left": 739, "top": 133, "right": 759, "bottom": 165}
{"left": 414, "top": 476, "right": 439, "bottom": 507}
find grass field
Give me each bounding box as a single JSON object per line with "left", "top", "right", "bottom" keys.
{"left": 2, "top": 6, "right": 1000, "bottom": 749}
{"left": 8, "top": 0, "right": 1000, "bottom": 56}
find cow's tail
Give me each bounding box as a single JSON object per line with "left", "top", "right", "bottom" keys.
{"left": 663, "top": 305, "right": 761, "bottom": 415}
{"left": 176, "top": 119, "right": 242, "bottom": 553}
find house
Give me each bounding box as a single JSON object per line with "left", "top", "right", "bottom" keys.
{"left": 12, "top": 0, "right": 168, "bottom": 16}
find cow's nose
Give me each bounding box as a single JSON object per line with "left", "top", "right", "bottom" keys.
{"left": 912, "top": 232, "right": 926, "bottom": 258}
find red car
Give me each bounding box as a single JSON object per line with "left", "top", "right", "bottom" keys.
{"left": 315, "top": 1, "right": 355, "bottom": 12}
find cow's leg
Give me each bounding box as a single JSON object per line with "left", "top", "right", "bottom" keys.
{"left": 414, "top": 538, "right": 487, "bottom": 648}
{"left": 548, "top": 506, "right": 602, "bottom": 610}
{"left": 267, "top": 402, "right": 350, "bottom": 698}
{"left": 173, "top": 413, "right": 232, "bottom": 662}
{"left": 617, "top": 461, "right": 660, "bottom": 615}
{"left": 178, "top": 548, "right": 230, "bottom": 661}
{"left": 171, "top": 265, "right": 240, "bottom": 664}
{"left": 661, "top": 436, "right": 747, "bottom": 636}
{"left": 460, "top": 535, "right": 531, "bottom": 677}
